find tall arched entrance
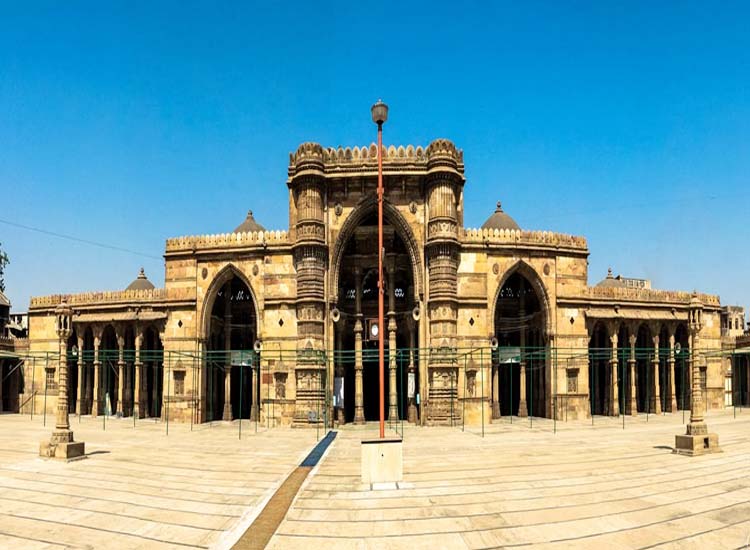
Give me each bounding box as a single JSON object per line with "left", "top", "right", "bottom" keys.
{"left": 493, "top": 269, "right": 548, "bottom": 418}
{"left": 332, "top": 211, "right": 420, "bottom": 424}
{"left": 204, "top": 270, "right": 259, "bottom": 422}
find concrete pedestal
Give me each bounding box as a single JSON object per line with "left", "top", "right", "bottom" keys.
{"left": 674, "top": 423, "right": 720, "bottom": 456}
{"left": 361, "top": 437, "right": 402, "bottom": 485}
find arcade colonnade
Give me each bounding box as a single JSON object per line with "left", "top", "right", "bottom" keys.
{"left": 64, "top": 322, "right": 164, "bottom": 419}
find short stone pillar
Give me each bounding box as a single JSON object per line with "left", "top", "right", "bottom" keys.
{"left": 361, "top": 437, "right": 403, "bottom": 486}
{"left": 40, "top": 298, "right": 85, "bottom": 460}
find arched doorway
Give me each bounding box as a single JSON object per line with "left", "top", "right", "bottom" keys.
{"left": 101, "top": 325, "right": 118, "bottom": 416}
{"left": 143, "top": 326, "right": 163, "bottom": 418}
{"left": 588, "top": 322, "right": 610, "bottom": 416}
{"left": 635, "top": 323, "right": 652, "bottom": 413}
{"left": 494, "top": 269, "right": 547, "bottom": 418}
{"left": 205, "top": 269, "right": 259, "bottom": 422}
{"left": 333, "top": 211, "right": 419, "bottom": 424}
{"left": 66, "top": 329, "right": 79, "bottom": 414}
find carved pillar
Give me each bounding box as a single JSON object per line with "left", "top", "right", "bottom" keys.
{"left": 387, "top": 263, "right": 398, "bottom": 420}
{"left": 116, "top": 333, "right": 125, "bottom": 417}
{"left": 289, "top": 146, "right": 328, "bottom": 425}
{"left": 55, "top": 303, "right": 72, "bottom": 435}
{"left": 517, "top": 279, "right": 528, "bottom": 418}
{"left": 134, "top": 331, "right": 143, "bottom": 418}
{"left": 424, "top": 139, "right": 464, "bottom": 425}
{"left": 668, "top": 330, "right": 677, "bottom": 413}
{"left": 335, "top": 327, "right": 345, "bottom": 424}
{"left": 223, "top": 281, "right": 233, "bottom": 421}
{"left": 353, "top": 267, "right": 365, "bottom": 424}
{"left": 651, "top": 332, "right": 662, "bottom": 414}
{"left": 75, "top": 332, "right": 84, "bottom": 416}
{"left": 609, "top": 330, "right": 619, "bottom": 416}
{"left": 492, "top": 350, "right": 501, "bottom": 419}
{"left": 92, "top": 329, "right": 101, "bottom": 418}
{"left": 628, "top": 333, "right": 637, "bottom": 416}
{"left": 407, "top": 323, "right": 418, "bottom": 423}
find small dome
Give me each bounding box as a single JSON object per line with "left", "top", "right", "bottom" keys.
{"left": 126, "top": 268, "right": 155, "bottom": 291}
{"left": 596, "top": 268, "right": 626, "bottom": 288}
{"left": 233, "top": 210, "right": 265, "bottom": 233}
{"left": 481, "top": 201, "right": 520, "bottom": 231}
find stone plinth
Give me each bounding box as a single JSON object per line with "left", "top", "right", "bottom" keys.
{"left": 674, "top": 423, "right": 720, "bottom": 456}
{"left": 39, "top": 430, "right": 86, "bottom": 460}
{"left": 361, "top": 437, "right": 402, "bottom": 485}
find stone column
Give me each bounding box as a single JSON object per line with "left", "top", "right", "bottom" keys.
{"left": 251, "top": 355, "right": 260, "bottom": 422}
{"left": 746, "top": 357, "right": 750, "bottom": 406}
{"left": 675, "top": 292, "right": 719, "bottom": 455}
{"left": 152, "top": 360, "right": 159, "bottom": 418}
{"left": 387, "top": 263, "right": 398, "bottom": 421}
{"left": 335, "top": 327, "right": 345, "bottom": 424}
{"left": 651, "top": 332, "right": 662, "bottom": 414}
{"left": 223, "top": 281, "right": 233, "bottom": 421}
{"left": 492, "top": 355, "right": 501, "bottom": 419}
{"left": 609, "top": 330, "right": 619, "bottom": 416}
{"left": 40, "top": 298, "right": 84, "bottom": 459}
{"left": 116, "top": 334, "right": 125, "bottom": 417}
{"left": 134, "top": 332, "right": 143, "bottom": 418}
{"left": 517, "top": 280, "right": 528, "bottom": 417}
{"left": 92, "top": 330, "right": 101, "bottom": 418}
{"left": 668, "top": 331, "right": 677, "bottom": 413}
{"left": 353, "top": 267, "right": 365, "bottom": 424}
{"left": 407, "top": 325, "right": 418, "bottom": 424}
{"left": 75, "top": 333, "right": 84, "bottom": 416}
{"left": 628, "top": 333, "right": 637, "bottom": 416}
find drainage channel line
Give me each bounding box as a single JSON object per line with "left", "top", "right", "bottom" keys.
{"left": 232, "top": 431, "right": 337, "bottom": 550}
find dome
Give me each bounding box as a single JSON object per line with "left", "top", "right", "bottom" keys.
{"left": 481, "top": 201, "right": 520, "bottom": 231}
{"left": 233, "top": 210, "right": 265, "bottom": 233}
{"left": 126, "top": 268, "right": 155, "bottom": 291}
{"left": 596, "top": 268, "right": 626, "bottom": 288}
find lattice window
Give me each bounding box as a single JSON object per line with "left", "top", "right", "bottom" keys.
{"left": 567, "top": 369, "right": 578, "bottom": 393}
{"left": 46, "top": 368, "right": 57, "bottom": 390}
{"left": 173, "top": 371, "right": 185, "bottom": 395}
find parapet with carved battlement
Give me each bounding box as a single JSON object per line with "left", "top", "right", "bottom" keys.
{"left": 569, "top": 286, "right": 721, "bottom": 308}
{"left": 287, "top": 139, "right": 464, "bottom": 178}
{"left": 29, "top": 287, "right": 195, "bottom": 311}
{"left": 461, "top": 227, "right": 588, "bottom": 253}
{"left": 165, "top": 229, "right": 290, "bottom": 254}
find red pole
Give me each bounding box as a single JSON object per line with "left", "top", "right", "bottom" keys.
{"left": 377, "top": 121, "right": 385, "bottom": 439}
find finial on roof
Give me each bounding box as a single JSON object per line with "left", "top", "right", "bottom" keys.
{"left": 607, "top": 267, "right": 613, "bottom": 278}
{"left": 138, "top": 267, "right": 146, "bottom": 279}
{"left": 496, "top": 201, "right": 503, "bottom": 212}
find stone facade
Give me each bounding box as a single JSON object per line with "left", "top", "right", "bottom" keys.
{"left": 23, "top": 139, "right": 730, "bottom": 426}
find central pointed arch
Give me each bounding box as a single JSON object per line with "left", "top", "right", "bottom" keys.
{"left": 330, "top": 197, "right": 423, "bottom": 303}
{"left": 199, "top": 263, "right": 261, "bottom": 342}
{"left": 491, "top": 260, "right": 553, "bottom": 338}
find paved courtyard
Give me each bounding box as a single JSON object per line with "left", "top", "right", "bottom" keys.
{"left": 0, "top": 410, "right": 749, "bottom": 549}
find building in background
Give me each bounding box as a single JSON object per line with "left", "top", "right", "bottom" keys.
{"left": 21, "top": 138, "right": 732, "bottom": 426}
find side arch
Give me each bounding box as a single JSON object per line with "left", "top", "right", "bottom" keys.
{"left": 329, "top": 197, "right": 424, "bottom": 302}
{"left": 491, "top": 260, "right": 553, "bottom": 338}
{"left": 199, "top": 263, "right": 261, "bottom": 342}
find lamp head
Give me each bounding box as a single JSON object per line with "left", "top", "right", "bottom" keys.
{"left": 371, "top": 100, "right": 388, "bottom": 125}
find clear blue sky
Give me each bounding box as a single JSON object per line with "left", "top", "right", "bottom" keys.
{"left": 1, "top": 2, "right": 748, "bottom": 320}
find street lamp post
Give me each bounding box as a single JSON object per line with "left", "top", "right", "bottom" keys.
{"left": 372, "top": 99, "right": 388, "bottom": 440}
